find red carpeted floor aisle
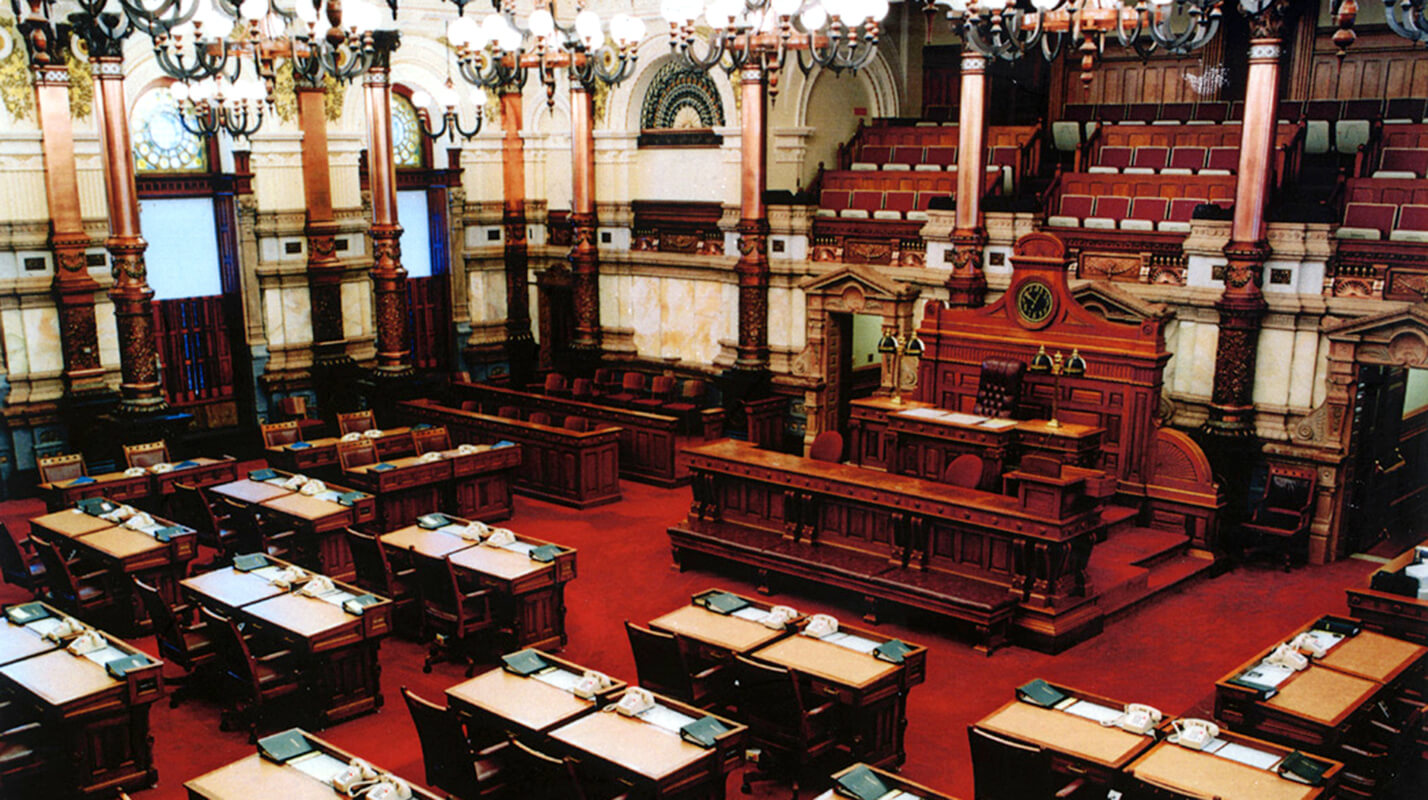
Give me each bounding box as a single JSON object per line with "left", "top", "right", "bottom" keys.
{"left": 0, "top": 480, "right": 1386, "bottom": 800}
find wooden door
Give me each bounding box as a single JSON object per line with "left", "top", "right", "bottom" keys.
{"left": 825, "top": 312, "right": 853, "bottom": 460}
{"left": 1345, "top": 365, "right": 1408, "bottom": 553}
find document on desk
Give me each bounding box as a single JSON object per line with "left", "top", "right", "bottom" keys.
{"left": 979, "top": 419, "right": 1018, "bottom": 430}
{"left": 82, "top": 645, "right": 131, "bottom": 667}
{"left": 639, "top": 703, "right": 699, "bottom": 735}
{"left": 1300, "top": 630, "right": 1347, "bottom": 656}
{"left": 897, "top": 408, "right": 949, "bottom": 421}
{"left": 532, "top": 668, "right": 582, "bottom": 694}
{"left": 1062, "top": 699, "right": 1123, "bottom": 725}
{"left": 821, "top": 631, "right": 882, "bottom": 654}
{"left": 1209, "top": 741, "right": 1283, "bottom": 771}
{"left": 289, "top": 751, "right": 349, "bottom": 784}
{"left": 1239, "top": 661, "right": 1296, "bottom": 688}
{"left": 731, "top": 607, "right": 772, "bottom": 623}
{"left": 943, "top": 412, "right": 990, "bottom": 426}
{"left": 25, "top": 616, "right": 63, "bottom": 638}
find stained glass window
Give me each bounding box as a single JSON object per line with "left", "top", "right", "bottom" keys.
{"left": 391, "top": 93, "right": 423, "bottom": 169}
{"left": 132, "top": 88, "right": 207, "bottom": 173}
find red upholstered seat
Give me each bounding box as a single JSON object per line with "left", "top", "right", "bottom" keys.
{"left": 1205, "top": 146, "right": 1239, "bottom": 172}
{"left": 1228, "top": 100, "right": 1245, "bottom": 120}
{"left": 1168, "top": 146, "right": 1207, "bottom": 172}
{"left": 850, "top": 190, "right": 884, "bottom": 211}
{"left": 1342, "top": 98, "right": 1381, "bottom": 119}
{"left": 884, "top": 191, "right": 916, "bottom": 215}
{"left": 1125, "top": 103, "right": 1158, "bottom": 123}
{"left": 926, "top": 146, "right": 958, "bottom": 167}
{"left": 891, "top": 146, "right": 924, "bottom": 165}
{"left": 1192, "top": 102, "right": 1228, "bottom": 122}
{"left": 1160, "top": 102, "right": 1193, "bottom": 122}
{"left": 1343, "top": 202, "right": 1397, "bottom": 235}
{"left": 820, "top": 190, "right": 850, "bottom": 211}
{"left": 987, "top": 146, "right": 1018, "bottom": 167}
{"left": 1398, "top": 205, "right": 1428, "bottom": 231}
{"left": 1059, "top": 195, "right": 1094, "bottom": 218}
{"left": 944, "top": 454, "right": 985, "bottom": 490}
{"left": 859, "top": 145, "right": 891, "bottom": 164}
{"left": 1379, "top": 148, "right": 1428, "bottom": 177}
{"left": 1127, "top": 146, "right": 1169, "bottom": 172}
{"left": 1168, "top": 198, "right": 1206, "bottom": 222}
{"left": 808, "top": 431, "right": 843, "bottom": 463}
{"left": 1385, "top": 98, "right": 1427, "bottom": 122}
{"left": 1095, "top": 146, "right": 1132, "bottom": 171}
{"left": 1091, "top": 196, "right": 1131, "bottom": 219}
{"left": 915, "top": 191, "right": 940, "bottom": 211}
{"left": 1130, "top": 197, "right": 1169, "bottom": 220}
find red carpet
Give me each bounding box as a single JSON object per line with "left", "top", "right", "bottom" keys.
{"left": 0, "top": 480, "right": 1383, "bottom": 799}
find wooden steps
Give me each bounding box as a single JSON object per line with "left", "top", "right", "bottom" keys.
{"left": 1088, "top": 524, "right": 1216, "bottom": 619}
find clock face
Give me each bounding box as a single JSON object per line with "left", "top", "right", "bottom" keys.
{"left": 1015, "top": 280, "right": 1056, "bottom": 327}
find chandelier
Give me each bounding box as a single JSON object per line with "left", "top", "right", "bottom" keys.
{"left": 411, "top": 79, "right": 487, "bottom": 140}
{"left": 1376, "top": 0, "right": 1428, "bottom": 46}
{"left": 659, "top": 0, "right": 889, "bottom": 77}
{"left": 443, "top": 0, "right": 646, "bottom": 105}
{"left": 170, "top": 72, "right": 266, "bottom": 136}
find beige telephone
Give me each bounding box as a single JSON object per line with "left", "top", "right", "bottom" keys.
{"left": 282, "top": 474, "right": 311, "bottom": 490}
{"left": 1168, "top": 719, "right": 1220, "bottom": 750}
{"left": 614, "top": 687, "right": 656, "bottom": 716}
{"left": 1265, "top": 642, "right": 1309, "bottom": 672}
{"left": 269, "top": 566, "right": 309, "bottom": 589}
{"left": 573, "top": 670, "right": 614, "bottom": 699}
{"left": 301, "top": 575, "right": 337, "bottom": 597}
{"left": 762, "top": 605, "right": 798, "bottom": 630}
{"left": 1288, "top": 632, "right": 1329, "bottom": 659}
{"left": 1104, "top": 703, "right": 1163, "bottom": 735}
{"left": 484, "top": 528, "right": 517, "bottom": 547}
{"left": 299, "top": 479, "right": 328, "bottom": 496}
{"left": 123, "top": 512, "right": 155, "bottom": 530}
{"left": 332, "top": 759, "right": 379, "bottom": 793}
{"left": 48, "top": 615, "right": 86, "bottom": 639}
{"left": 365, "top": 777, "right": 412, "bottom": 800}
{"left": 802, "top": 614, "right": 838, "bottom": 638}
{"left": 460, "top": 521, "right": 490, "bottom": 541}
{"left": 67, "top": 629, "right": 106, "bottom": 656}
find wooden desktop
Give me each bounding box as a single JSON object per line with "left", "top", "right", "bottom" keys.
{"left": 445, "top": 651, "right": 626, "bottom": 743}
{"left": 264, "top": 427, "right": 416, "bottom": 474}
{"left": 185, "top": 730, "right": 441, "bottom": 800}
{"left": 208, "top": 471, "right": 377, "bottom": 582}
{"left": 1123, "top": 728, "right": 1343, "bottom": 800}
{"left": 1345, "top": 536, "right": 1428, "bottom": 644}
{"left": 39, "top": 456, "right": 238, "bottom": 512}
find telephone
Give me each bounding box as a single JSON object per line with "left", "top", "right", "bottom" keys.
{"left": 67, "top": 629, "right": 106, "bottom": 656}
{"left": 362, "top": 428, "right": 384, "bottom": 439}
{"left": 1103, "top": 703, "right": 1163, "bottom": 735}
{"left": 1288, "top": 632, "right": 1329, "bottom": 659}
{"left": 299, "top": 479, "right": 328, "bottom": 497}
{"left": 418, "top": 451, "right": 444, "bottom": 463}
{"left": 456, "top": 444, "right": 480, "bottom": 455}
{"left": 484, "top": 528, "right": 516, "bottom": 547}
{"left": 149, "top": 462, "right": 174, "bottom": 474}
{"left": 460, "top": 521, "right": 489, "bottom": 541}
{"left": 340, "top": 432, "right": 363, "bottom": 442}
{"left": 762, "top": 605, "right": 798, "bottom": 630}
{"left": 614, "top": 687, "right": 656, "bottom": 717}
{"left": 365, "top": 778, "right": 412, "bottom": 800}
{"left": 802, "top": 614, "right": 839, "bottom": 638}
{"left": 300, "top": 576, "right": 336, "bottom": 597}
{"left": 123, "top": 512, "right": 155, "bottom": 530}
{"left": 47, "top": 615, "right": 87, "bottom": 640}
{"left": 332, "top": 759, "right": 380, "bottom": 793}
{"left": 123, "top": 467, "right": 147, "bottom": 478}
{"left": 1168, "top": 719, "right": 1220, "bottom": 751}
{"left": 269, "top": 566, "right": 309, "bottom": 589}
{"left": 282, "top": 474, "right": 311, "bottom": 491}
{"left": 102, "top": 504, "right": 136, "bottom": 522}
{"left": 1265, "top": 642, "right": 1309, "bottom": 672}
{"left": 573, "top": 670, "right": 615, "bottom": 699}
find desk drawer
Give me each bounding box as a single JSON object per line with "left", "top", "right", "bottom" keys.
{"left": 1049, "top": 753, "right": 1118, "bottom": 788}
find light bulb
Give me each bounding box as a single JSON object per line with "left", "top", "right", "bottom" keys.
{"left": 169, "top": 82, "right": 189, "bottom": 103}
{"left": 773, "top": 0, "right": 802, "bottom": 15}
{"left": 867, "top": 0, "right": 889, "bottom": 21}
{"left": 295, "top": 0, "right": 318, "bottom": 24}
{"left": 410, "top": 89, "right": 433, "bottom": 110}
{"left": 472, "top": 87, "right": 488, "bottom": 107}
{"left": 448, "top": 15, "right": 478, "bottom": 48}
{"left": 529, "top": 8, "right": 555, "bottom": 37}
{"left": 575, "top": 10, "right": 602, "bottom": 44}
{"left": 799, "top": 4, "right": 828, "bottom": 29}
{"left": 434, "top": 83, "right": 459, "bottom": 109}
{"left": 1031, "top": 0, "right": 1059, "bottom": 9}
{"left": 239, "top": 0, "right": 267, "bottom": 22}
{"left": 496, "top": 19, "right": 522, "bottom": 52}
{"left": 660, "top": 0, "right": 683, "bottom": 23}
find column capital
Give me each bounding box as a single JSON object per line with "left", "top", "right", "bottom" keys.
{"left": 960, "top": 54, "right": 988, "bottom": 74}
{"left": 1238, "top": 0, "right": 1291, "bottom": 41}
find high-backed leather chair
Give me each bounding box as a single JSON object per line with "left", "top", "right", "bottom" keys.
{"left": 0, "top": 522, "right": 45, "bottom": 596}
{"left": 972, "top": 358, "right": 1027, "bottom": 419}
{"left": 133, "top": 577, "right": 214, "bottom": 706}
{"left": 402, "top": 687, "right": 513, "bottom": 799}
{"left": 346, "top": 529, "right": 417, "bottom": 629}
{"left": 123, "top": 440, "right": 169, "bottom": 469}
{"left": 413, "top": 426, "right": 453, "bottom": 454}
{"left": 337, "top": 409, "right": 377, "bottom": 435}
{"left": 201, "top": 606, "right": 304, "bottom": 742}
{"left": 260, "top": 421, "right": 302, "bottom": 448}
{"left": 624, "top": 621, "right": 724, "bottom": 708}
{"left": 967, "top": 726, "right": 1057, "bottom": 800}
{"left": 1243, "top": 463, "right": 1317, "bottom": 571}
{"left": 808, "top": 430, "right": 844, "bottom": 463}
{"left": 338, "top": 439, "right": 378, "bottom": 471}
{"left": 412, "top": 552, "right": 496, "bottom": 676}
{"left": 37, "top": 453, "right": 86, "bottom": 485}
{"left": 732, "top": 654, "right": 838, "bottom": 798}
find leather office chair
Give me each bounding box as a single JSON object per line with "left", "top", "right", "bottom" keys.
{"left": 413, "top": 426, "right": 453, "bottom": 454}
{"left": 633, "top": 375, "right": 677, "bottom": 410}
{"left": 337, "top": 409, "right": 377, "bottom": 435}
{"left": 563, "top": 416, "right": 591, "bottom": 432}
{"left": 123, "top": 440, "right": 170, "bottom": 469}
{"left": 260, "top": 421, "right": 302, "bottom": 448}
{"left": 402, "top": 686, "right": 513, "bottom": 798}
{"left": 133, "top": 577, "right": 215, "bottom": 707}
{"left": 972, "top": 358, "right": 1027, "bottom": 419}
{"left": 194, "top": 486, "right": 242, "bottom": 564}
{"left": 624, "top": 621, "right": 725, "bottom": 709}
{"left": 32, "top": 538, "right": 117, "bottom": 623}
{"left": 0, "top": 522, "right": 45, "bottom": 597}
{"left": 502, "top": 736, "right": 632, "bottom": 800}
{"left": 223, "top": 499, "right": 296, "bottom": 562}
{"left": 732, "top": 654, "right": 840, "bottom": 800}
{"left": 338, "top": 439, "right": 379, "bottom": 471}
{"left": 944, "top": 453, "right": 985, "bottom": 490}
{"left": 967, "top": 726, "right": 1065, "bottom": 800}
{"left": 412, "top": 551, "right": 497, "bottom": 676}
{"left": 168, "top": 482, "right": 211, "bottom": 533}
{"left": 605, "top": 373, "right": 647, "bottom": 406}
{"left": 808, "top": 430, "right": 844, "bottom": 463}
{"left": 1242, "top": 463, "right": 1317, "bottom": 571}
{"left": 345, "top": 529, "right": 417, "bottom": 631}
{"left": 201, "top": 607, "right": 305, "bottom": 743}
{"left": 36, "top": 453, "right": 86, "bottom": 485}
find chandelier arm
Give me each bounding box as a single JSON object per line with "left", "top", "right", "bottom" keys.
{"left": 1041, "top": 31, "right": 1064, "bottom": 61}
{"left": 454, "top": 112, "right": 482, "bottom": 139}
{"left": 677, "top": 35, "right": 727, "bottom": 72}
{"left": 1384, "top": 0, "right": 1428, "bottom": 42}
{"left": 421, "top": 111, "right": 452, "bottom": 140}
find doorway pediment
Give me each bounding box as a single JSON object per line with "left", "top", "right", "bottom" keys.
{"left": 799, "top": 264, "right": 919, "bottom": 311}
{"left": 1325, "top": 302, "right": 1428, "bottom": 368}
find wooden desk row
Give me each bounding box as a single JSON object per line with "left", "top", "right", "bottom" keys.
{"left": 180, "top": 555, "right": 392, "bottom": 725}
{"left": 209, "top": 471, "right": 377, "bottom": 582}
{"left": 398, "top": 398, "right": 621, "bottom": 509}
{"left": 39, "top": 456, "right": 239, "bottom": 512}
{"left": 381, "top": 516, "right": 577, "bottom": 650}
{"left": 450, "top": 380, "right": 727, "bottom": 488}
{"left": 671, "top": 440, "right": 1109, "bottom": 652}
{"left": 264, "top": 427, "right": 417, "bottom": 474}
{"left": 1346, "top": 535, "right": 1428, "bottom": 644}
{"left": 186, "top": 730, "right": 441, "bottom": 800}
{"left": 447, "top": 650, "right": 747, "bottom": 799}
{"left": 0, "top": 602, "right": 164, "bottom": 796}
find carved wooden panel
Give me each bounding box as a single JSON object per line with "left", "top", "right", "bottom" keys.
{"left": 1308, "top": 32, "right": 1428, "bottom": 100}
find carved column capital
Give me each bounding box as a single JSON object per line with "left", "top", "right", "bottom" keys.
{"left": 946, "top": 228, "right": 988, "bottom": 308}
{"left": 1239, "top": 0, "right": 1291, "bottom": 41}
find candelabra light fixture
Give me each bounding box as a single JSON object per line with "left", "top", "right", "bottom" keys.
{"left": 169, "top": 73, "right": 267, "bottom": 137}
{"left": 877, "top": 327, "right": 925, "bottom": 406}
{"left": 660, "top": 0, "right": 889, "bottom": 78}
{"left": 1029, "top": 345, "right": 1086, "bottom": 428}
{"left": 411, "top": 79, "right": 486, "bottom": 140}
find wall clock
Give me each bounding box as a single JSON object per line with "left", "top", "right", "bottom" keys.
{"left": 1014, "top": 279, "right": 1056, "bottom": 328}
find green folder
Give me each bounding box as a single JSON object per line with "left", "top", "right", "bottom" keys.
{"left": 336, "top": 491, "right": 366, "bottom": 507}
{"left": 153, "top": 526, "right": 184, "bottom": 543}
{"left": 372, "top": 463, "right": 397, "bottom": 472}
{"left": 233, "top": 553, "right": 269, "bottom": 572}
{"left": 1279, "top": 751, "right": 1330, "bottom": 786}
{"left": 248, "top": 468, "right": 279, "bottom": 481}
{"left": 105, "top": 654, "right": 152, "bottom": 679}
{"left": 1016, "top": 679, "right": 1067, "bottom": 708}
{"left": 257, "top": 729, "right": 314, "bottom": 763}
{"left": 501, "top": 649, "right": 551, "bottom": 677}
{"left": 343, "top": 594, "right": 383, "bottom": 616}
{"left": 833, "top": 764, "right": 891, "bottom": 800}
{"left": 418, "top": 513, "right": 451, "bottom": 530}
{"left": 678, "top": 715, "right": 731, "bottom": 749}
{"left": 5, "top": 602, "right": 50, "bottom": 626}
{"left": 1313, "top": 616, "right": 1360, "bottom": 637}
{"left": 66, "top": 476, "right": 96, "bottom": 487}
{"left": 75, "top": 497, "right": 115, "bottom": 516}
{"left": 1227, "top": 676, "right": 1278, "bottom": 700}
{"left": 528, "top": 544, "right": 563, "bottom": 563}
{"left": 874, "top": 639, "right": 914, "bottom": 664}
{"left": 695, "top": 591, "right": 749, "bottom": 615}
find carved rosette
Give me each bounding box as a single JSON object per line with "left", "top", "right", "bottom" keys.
{"left": 569, "top": 211, "right": 601, "bottom": 352}
{"left": 369, "top": 223, "right": 412, "bottom": 377}
{"left": 504, "top": 210, "right": 533, "bottom": 345}
{"left": 735, "top": 217, "right": 771, "bottom": 371}
{"left": 946, "top": 228, "right": 988, "bottom": 308}
{"left": 1242, "top": 0, "right": 1291, "bottom": 41}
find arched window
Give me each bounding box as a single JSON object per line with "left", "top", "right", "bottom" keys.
{"left": 390, "top": 92, "right": 425, "bottom": 169}
{"left": 132, "top": 87, "right": 208, "bottom": 172}
{"left": 638, "top": 61, "right": 724, "bottom": 147}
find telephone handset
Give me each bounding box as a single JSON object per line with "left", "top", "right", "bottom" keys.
{"left": 762, "top": 605, "right": 798, "bottom": 630}
{"left": 1103, "top": 703, "right": 1163, "bottom": 735}
{"left": 1265, "top": 642, "right": 1309, "bottom": 672}
{"left": 614, "top": 687, "right": 656, "bottom": 716}
{"left": 1288, "top": 632, "right": 1329, "bottom": 659}
{"left": 1168, "top": 719, "right": 1220, "bottom": 751}
{"left": 49, "top": 615, "right": 86, "bottom": 639}
{"left": 802, "top": 614, "right": 839, "bottom": 638}
{"left": 67, "top": 629, "right": 106, "bottom": 655}
{"left": 573, "top": 670, "right": 614, "bottom": 699}
{"left": 332, "top": 759, "right": 380, "bottom": 793}
{"left": 301, "top": 576, "right": 337, "bottom": 597}
{"left": 365, "top": 778, "right": 412, "bottom": 800}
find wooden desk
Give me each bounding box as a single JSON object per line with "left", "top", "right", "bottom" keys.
{"left": 38, "top": 456, "right": 238, "bottom": 512}
{"left": 649, "top": 592, "right": 791, "bottom": 663}
{"left": 210, "top": 472, "right": 379, "bottom": 581}
{"left": 182, "top": 557, "right": 391, "bottom": 726}
{"left": 812, "top": 763, "right": 961, "bottom": 800}
{"left": 1125, "top": 732, "right": 1342, "bottom": 800}
{"left": 0, "top": 621, "right": 163, "bottom": 796}
{"left": 1279, "top": 614, "right": 1428, "bottom": 695}
{"left": 340, "top": 446, "right": 521, "bottom": 531}
{"left": 0, "top": 611, "right": 62, "bottom": 666}
{"left": 343, "top": 456, "right": 449, "bottom": 532}
{"left": 886, "top": 406, "right": 1017, "bottom": 488}
{"left": 399, "top": 399, "right": 620, "bottom": 508}
{"left": 382, "top": 520, "right": 577, "bottom": 650}
{"left": 445, "top": 651, "right": 625, "bottom": 743}
{"left": 1345, "top": 536, "right": 1428, "bottom": 644}
{"left": 547, "top": 692, "right": 746, "bottom": 800}
{"left": 185, "top": 731, "right": 441, "bottom": 800}
{"left": 750, "top": 625, "right": 925, "bottom": 768}
{"left": 443, "top": 444, "right": 521, "bottom": 521}
{"left": 264, "top": 427, "right": 416, "bottom": 474}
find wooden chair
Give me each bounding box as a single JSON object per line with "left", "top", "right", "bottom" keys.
{"left": 460, "top": 399, "right": 482, "bottom": 413}
{"left": 194, "top": 485, "right": 242, "bottom": 563}
{"left": 570, "top": 378, "right": 596, "bottom": 402}
{"left": 1242, "top": 463, "right": 1317, "bottom": 571}
{"left": 168, "top": 482, "right": 212, "bottom": 534}
{"left": 402, "top": 686, "right": 513, "bottom": 798}
{"left": 31, "top": 538, "right": 117, "bottom": 622}
{"left": 944, "top": 453, "right": 985, "bottom": 490}
{"left": 538, "top": 373, "right": 569, "bottom": 396}
{"left": 663, "top": 379, "right": 707, "bottom": 426}
{"left": 223, "top": 499, "right": 296, "bottom": 561}
{"left": 345, "top": 529, "right": 417, "bottom": 630}
{"left": 593, "top": 368, "right": 620, "bottom": 396}
{"left": 201, "top": 607, "right": 305, "bottom": 742}
{"left": 413, "top": 426, "right": 453, "bottom": 454}
{"left": 337, "top": 409, "right": 377, "bottom": 434}
{"left": 967, "top": 726, "right": 1073, "bottom": 800}
{"left": 497, "top": 405, "right": 521, "bottom": 419}
{"left": 412, "top": 551, "right": 497, "bottom": 676}
{"left": 274, "top": 395, "right": 311, "bottom": 423}
{"left": 972, "top": 358, "right": 1026, "bottom": 419}
{"left": 337, "top": 439, "right": 379, "bottom": 471}
{"left": 624, "top": 621, "right": 724, "bottom": 708}
{"left": 36, "top": 453, "right": 86, "bottom": 485}
{"left": 528, "top": 412, "right": 553, "bottom": 426}
{"left": 808, "top": 430, "right": 844, "bottom": 463}
{"left": 260, "top": 420, "right": 303, "bottom": 448}
{"left": 0, "top": 522, "right": 45, "bottom": 597}
{"left": 133, "top": 577, "right": 214, "bottom": 707}
{"left": 123, "top": 440, "right": 170, "bottom": 469}
{"left": 502, "top": 736, "right": 631, "bottom": 800}
{"left": 733, "top": 654, "right": 840, "bottom": 799}
{"left": 632, "top": 375, "right": 677, "bottom": 410}
{"left": 604, "top": 372, "right": 647, "bottom": 405}
{"left": 563, "top": 416, "right": 591, "bottom": 432}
